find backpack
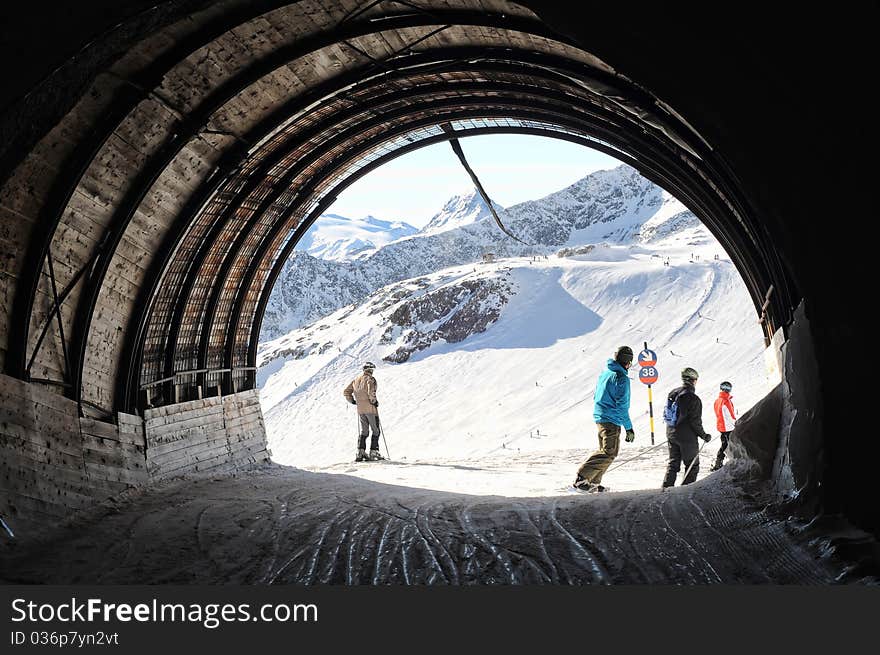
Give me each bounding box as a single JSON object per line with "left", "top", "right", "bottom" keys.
{"left": 663, "top": 388, "right": 689, "bottom": 428}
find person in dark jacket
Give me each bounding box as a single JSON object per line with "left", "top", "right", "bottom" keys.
{"left": 573, "top": 346, "right": 636, "bottom": 492}
{"left": 661, "top": 367, "right": 712, "bottom": 488}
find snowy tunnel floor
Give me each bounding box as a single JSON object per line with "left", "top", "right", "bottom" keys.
{"left": 0, "top": 464, "right": 858, "bottom": 584}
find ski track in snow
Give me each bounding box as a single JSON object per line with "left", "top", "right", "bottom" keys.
{"left": 1, "top": 465, "right": 846, "bottom": 585}
{"left": 663, "top": 267, "right": 717, "bottom": 345}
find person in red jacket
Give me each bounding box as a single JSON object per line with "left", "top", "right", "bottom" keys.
{"left": 710, "top": 381, "right": 736, "bottom": 471}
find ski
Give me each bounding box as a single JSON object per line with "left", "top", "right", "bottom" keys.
{"left": 566, "top": 483, "right": 609, "bottom": 494}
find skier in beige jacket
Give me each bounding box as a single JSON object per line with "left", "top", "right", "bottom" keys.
{"left": 343, "top": 362, "right": 384, "bottom": 461}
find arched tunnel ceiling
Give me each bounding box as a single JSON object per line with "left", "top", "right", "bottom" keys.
{"left": 1, "top": 0, "right": 791, "bottom": 417}
{"left": 0, "top": 1, "right": 875, "bottom": 527}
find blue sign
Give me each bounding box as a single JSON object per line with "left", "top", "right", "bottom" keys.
{"left": 638, "top": 349, "right": 657, "bottom": 367}
{"left": 639, "top": 366, "right": 659, "bottom": 385}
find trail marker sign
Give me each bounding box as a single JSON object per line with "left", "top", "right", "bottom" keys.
{"left": 638, "top": 349, "right": 657, "bottom": 367}
{"left": 638, "top": 366, "right": 659, "bottom": 385}
{"left": 641, "top": 342, "right": 659, "bottom": 445}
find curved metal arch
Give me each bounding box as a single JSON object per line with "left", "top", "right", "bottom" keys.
{"left": 113, "top": 42, "right": 792, "bottom": 412}
{"left": 192, "top": 84, "right": 664, "bottom": 378}
{"left": 115, "top": 41, "right": 675, "bottom": 410}
{"left": 202, "top": 85, "right": 717, "bottom": 374}
{"left": 230, "top": 105, "right": 769, "bottom": 392}
{"left": 131, "top": 49, "right": 708, "bottom": 407}
{"left": 129, "top": 78, "right": 780, "bottom": 411}
{"left": 17, "top": 8, "right": 565, "bottom": 402}
{"left": 213, "top": 76, "right": 782, "bottom": 389}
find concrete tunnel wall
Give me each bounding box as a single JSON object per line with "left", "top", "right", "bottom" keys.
{"left": 0, "top": 380, "right": 269, "bottom": 532}
{"left": 0, "top": 1, "right": 875, "bottom": 538}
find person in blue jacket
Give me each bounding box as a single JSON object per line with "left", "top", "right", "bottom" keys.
{"left": 573, "top": 346, "right": 635, "bottom": 492}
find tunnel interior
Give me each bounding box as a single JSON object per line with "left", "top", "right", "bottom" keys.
{"left": 0, "top": 0, "right": 876, "bottom": 575}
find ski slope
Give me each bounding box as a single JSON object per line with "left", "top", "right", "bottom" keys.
{"left": 259, "top": 223, "right": 773, "bottom": 495}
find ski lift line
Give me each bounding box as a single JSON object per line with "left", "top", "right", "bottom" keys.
{"left": 439, "top": 122, "right": 531, "bottom": 246}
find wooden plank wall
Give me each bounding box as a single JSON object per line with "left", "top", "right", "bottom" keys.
{"left": 0, "top": 374, "right": 146, "bottom": 534}
{"left": 143, "top": 389, "right": 270, "bottom": 482}
{"left": 1, "top": 375, "right": 268, "bottom": 537}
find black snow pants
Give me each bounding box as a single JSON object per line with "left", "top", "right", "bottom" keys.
{"left": 714, "top": 431, "right": 731, "bottom": 466}
{"left": 662, "top": 436, "right": 699, "bottom": 487}
{"left": 358, "top": 414, "right": 381, "bottom": 451}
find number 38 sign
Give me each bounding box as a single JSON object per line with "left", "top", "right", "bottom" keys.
{"left": 638, "top": 348, "right": 659, "bottom": 384}
{"left": 638, "top": 366, "right": 659, "bottom": 384}
{"left": 639, "top": 345, "right": 659, "bottom": 444}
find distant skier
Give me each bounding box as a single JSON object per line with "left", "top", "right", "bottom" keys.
{"left": 573, "top": 346, "right": 636, "bottom": 493}
{"left": 710, "top": 381, "right": 736, "bottom": 471}
{"left": 661, "top": 367, "right": 712, "bottom": 488}
{"left": 343, "top": 361, "right": 384, "bottom": 462}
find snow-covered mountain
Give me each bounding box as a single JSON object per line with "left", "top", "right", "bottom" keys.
{"left": 260, "top": 164, "right": 691, "bottom": 340}
{"left": 258, "top": 164, "right": 772, "bottom": 495}
{"left": 258, "top": 224, "right": 771, "bottom": 478}
{"left": 420, "top": 190, "right": 500, "bottom": 235}
{"left": 260, "top": 252, "right": 372, "bottom": 339}
{"left": 295, "top": 213, "right": 419, "bottom": 261}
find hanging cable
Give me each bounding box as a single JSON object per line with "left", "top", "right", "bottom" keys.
{"left": 440, "top": 122, "right": 531, "bottom": 245}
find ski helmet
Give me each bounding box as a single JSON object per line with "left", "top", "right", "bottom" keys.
{"left": 614, "top": 345, "right": 634, "bottom": 366}
{"left": 363, "top": 361, "right": 376, "bottom": 371}
{"left": 720, "top": 381, "right": 732, "bottom": 392}
{"left": 681, "top": 367, "right": 699, "bottom": 382}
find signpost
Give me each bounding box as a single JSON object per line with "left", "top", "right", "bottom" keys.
{"left": 638, "top": 342, "right": 659, "bottom": 444}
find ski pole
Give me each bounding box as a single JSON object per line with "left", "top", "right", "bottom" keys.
{"left": 605, "top": 439, "right": 668, "bottom": 474}
{"left": 378, "top": 415, "right": 391, "bottom": 460}
{"left": 0, "top": 516, "right": 14, "bottom": 539}
{"left": 681, "top": 436, "right": 712, "bottom": 482}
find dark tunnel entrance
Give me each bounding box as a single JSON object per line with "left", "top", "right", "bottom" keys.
{"left": 0, "top": 1, "right": 876, "bottom": 580}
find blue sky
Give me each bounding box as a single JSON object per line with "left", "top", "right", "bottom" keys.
{"left": 325, "top": 134, "right": 623, "bottom": 228}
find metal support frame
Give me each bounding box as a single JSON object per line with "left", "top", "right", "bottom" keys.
{"left": 25, "top": 246, "right": 98, "bottom": 377}
{"left": 140, "top": 365, "right": 257, "bottom": 409}
{"left": 44, "top": 247, "right": 73, "bottom": 386}
{"left": 168, "top": 80, "right": 780, "bottom": 408}
{"left": 8, "top": 17, "right": 789, "bottom": 413}
{"left": 9, "top": 9, "right": 560, "bottom": 399}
